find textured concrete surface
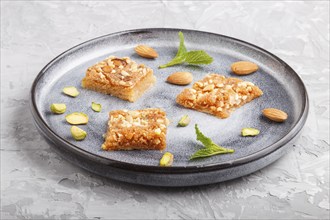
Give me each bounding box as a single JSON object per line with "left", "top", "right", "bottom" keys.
{"left": 1, "top": 1, "right": 329, "bottom": 219}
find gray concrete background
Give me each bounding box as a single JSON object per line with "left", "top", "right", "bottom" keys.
{"left": 1, "top": 1, "right": 329, "bottom": 219}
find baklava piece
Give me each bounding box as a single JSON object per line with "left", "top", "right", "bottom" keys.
{"left": 82, "top": 56, "right": 156, "bottom": 102}
{"left": 102, "top": 108, "right": 168, "bottom": 151}
{"left": 176, "top": 74, "right": 263, "bottom": 118}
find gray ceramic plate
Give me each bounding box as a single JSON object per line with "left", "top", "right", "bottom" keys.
{"left": 30, "top": 28, "right": 308, "bottom": 186}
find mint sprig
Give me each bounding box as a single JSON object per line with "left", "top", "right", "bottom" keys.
{"left": 159, "top": 32, "right": 213, "bottom": 69}
{"left": 176, "top": 31, "right": 187, "bottom": 58}
{"left": 190, "top": 124, "right": 234, "bottom": 160}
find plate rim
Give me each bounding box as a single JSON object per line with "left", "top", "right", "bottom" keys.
{"left": 30, "top": 28, "right": 309, "bottom": 174}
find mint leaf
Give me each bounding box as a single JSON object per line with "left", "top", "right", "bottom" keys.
{"left": 159, "top": 32, "right": 187, "bottom": 69}
{"left": 195, "top": 124, "right": 230, "bottom": 151}
{"left": 190, "top": 148, "right": 233, "bottom": 160}
{"left": 159, "top": 32, "right": 213, "bottom": 69}
{"left": 195, "top": 124, "right": 214, "bottom": 148}
{"left": 159, "top": 57, "right": 185, "bottom": 69}
{"left": 185, "top": 51, "right": 213, "bottom": 65}
{"left": 175, "top": 31, "right": 187, "bottom": 58}
{"left": 190, "top": 124, "right": 234, "bottom": 160}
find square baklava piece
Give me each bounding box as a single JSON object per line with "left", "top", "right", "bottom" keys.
{"left": 102, "top": 108, "right": 168, "bottom": 151}
{"left": 82, "top": 56, "right": 156, "bottom": 102}
{"left": 176, "top": 74, "right": 263, "bottom": 118}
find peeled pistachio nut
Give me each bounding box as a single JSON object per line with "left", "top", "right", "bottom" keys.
{"left": 50, "top": 103, "right": 66, "bottom": 114}
{"left": 91, "top": 102, "right": 102, "bottom": 112}
{"left": 159, "top": 152, "right": 174, "bottom": 167}
{"left": 241, "top": 128, "right": 260, "bottom": 137}
{"left": 62, "top": 86, "right": 79, "bottom": 97}
{"left": 178, "top": 115, "right": 190, "bottom": 127}
{"left": 70, "top": 126, "right": 87, "bottom": 141}
{"left": 65, "top": 112, "right": 89, "bottom": 125}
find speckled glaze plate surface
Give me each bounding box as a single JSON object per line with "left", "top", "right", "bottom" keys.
{"left": 31, "top": 28, "right": 308, "bottom": 186}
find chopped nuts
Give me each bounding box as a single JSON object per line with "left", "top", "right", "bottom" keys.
{"left": 121, "top": 70, "right": 130, "bottom": 76}
{"left": 102, "top": 66, "right": 112, "bottom": 73}
{"left": 65, "top": 112, "right": 89, "bottom": 125}
{"left": 203, "top": 84, "right": 214, "bottom": 92}
{"left": 112, "top": 58, "right": 127, "bottom": 67}
{"left": 154, "top": 128, "right": 162, "bottom": 135}
{"left": 102, "top": 109, "right": 168, "bottom": 150}
{"left": 81, "top": 56, "right": 155, "bottom": 102}
{"left": 119, "top": 81, "right": 126, "bottom": 86}
{"left": 62, "top": 86, "right": 80, "bottom": 97}
{"left": 159, "top": 152, "right": 174, "bottom": 167}
{"left": 178, "top": 115, "right": 190, "bottom": 127}
{"left": 50, "top": 103, "right": 66, "bottom": 114}
{"left": 91, "top": 102, "right": 102, "bottom": 112}
{"left": 176, "top": 74, "right": 263, "bottom": 119}
{"left": 70, "top": 126, "right": 87, "bottom": 141}
{"left": 241, "top": 128, "right": 260, "bottom": 137}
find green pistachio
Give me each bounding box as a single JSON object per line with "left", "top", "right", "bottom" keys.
{"left": 91, "top": 102, "right": 102, "bottom": 112}
{"left": 50, "top": 103, "right": 66, "bottom": 114}
{"left": 70, "top": 126, "right": 87, "bottom": 141}
{"left": 62, "top": 86, "right": 79, "bottom": 97}
{"left": 65, "top": 112, "right": 89, "bottom": 125}
{"left": 159, "top": 152, "right": 174, "bottom": 167}
{"left": 178, "top": 115, "right": 190, "bottom": 127}
{"left": 241, "top": 128, "right": 260, "bottom": 137}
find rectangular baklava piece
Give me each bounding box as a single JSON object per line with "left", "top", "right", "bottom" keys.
{"left": 102, "top": 108, "right": 168, "bottom": 151}
{"left": 82, "top": 56, "right": 156, "bottom": 102}
{"left": 176, "top": 74, "right": 263, "bottom": 118}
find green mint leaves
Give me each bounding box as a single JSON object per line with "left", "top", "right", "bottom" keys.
{"left": 190, "top": 124, "right": 234, "bottom": 160}
{"left": 176, "top": 31, "right": 187, "bottom": 57}
{"left": 185, "top": 51, "right": 213, "bottom": 65}
{"left": 159, "top": 32, "right": 213, "bottom": 69}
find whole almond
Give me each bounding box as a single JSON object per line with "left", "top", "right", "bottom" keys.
{"left": 134, "top": 45, "right": 158, "bottom": 59}
{"left": 231, "top": 61, "right": 258, "bottom": 75}
{"left": 167, "top": 72, "right": 193, "bottom": 85}
{"left": 262, "top": 108, "right": 288, "bottom": 122}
